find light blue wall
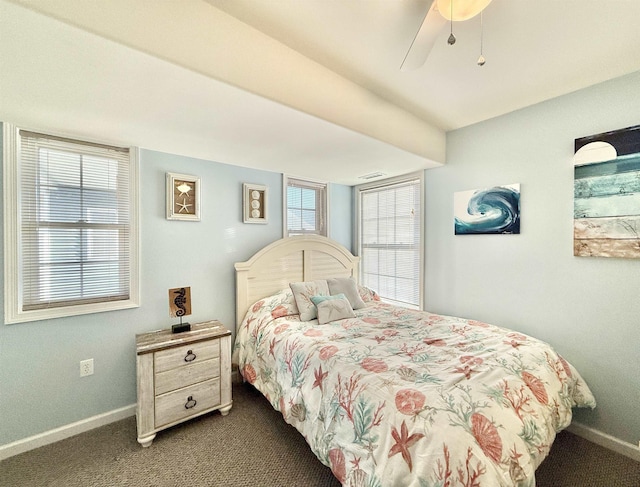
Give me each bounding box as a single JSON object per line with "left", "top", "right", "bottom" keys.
{"left": 425, "top": 71, "right": 640, "bottom": 445}
{"left": 0, "top": 140, "right": 353, "bottom": 446}
{"left": 329, "top": 183, "right": 353, "bottom": 252}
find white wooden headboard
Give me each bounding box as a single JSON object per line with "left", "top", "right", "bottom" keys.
{"left": 234, "top": 235, "right": 360, "bottom": 327}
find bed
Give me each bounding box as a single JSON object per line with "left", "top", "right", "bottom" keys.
{"left": 233, "top": 235, "right": 595, "bottom": 487}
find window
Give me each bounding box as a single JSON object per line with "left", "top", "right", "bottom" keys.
{"left": 284, "top": 176, "right": 328, "bottom": 237}
{"left": 3, "top": 124, "right": 139, "bottom": 323}
{"left": 357, "top": 173, "right": 423, "bottom": 309}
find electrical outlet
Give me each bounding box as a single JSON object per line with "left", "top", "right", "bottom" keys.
{"left": 80, "top": 358, "right": 94, "bottom": 377}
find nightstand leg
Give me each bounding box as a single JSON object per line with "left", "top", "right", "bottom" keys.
{"left": 219, "top": 403, "right": 232, "bottom": 416}
{"left": 137, "top": 434, "right": 156, "bottom": 447}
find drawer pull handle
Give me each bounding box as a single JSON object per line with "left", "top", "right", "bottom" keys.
{"left": 184, "top": 395, "right": 197, "bottom": 409}
{"left": 184, "top": 350, "right": 196, "bottom": 362}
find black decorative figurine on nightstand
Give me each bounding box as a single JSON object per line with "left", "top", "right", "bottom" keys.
{"left": 169, "top": 286, "right": 192, "bottom": 333}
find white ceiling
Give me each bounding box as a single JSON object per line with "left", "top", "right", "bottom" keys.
{"left": 2, "top": 0, "right": 640, "bottom": 185}
{"left": 208, "top": 0, "right": 640, "bottom": 130}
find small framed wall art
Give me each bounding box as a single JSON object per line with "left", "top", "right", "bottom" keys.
{"left": 243, "top": 183, "right": 268, "bottom": 224}
{"left": 166, "top": 172, "right": 200, "bottom": 221}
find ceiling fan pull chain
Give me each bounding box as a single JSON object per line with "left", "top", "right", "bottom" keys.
{"left": 477, "top": 10, "right": 486, "bottom": 65}
{"left": 448, "top": 0, "right": 456, "bottom": 45}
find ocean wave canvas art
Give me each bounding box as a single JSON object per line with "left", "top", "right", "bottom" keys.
{"left": 573, "top": 124, "right": 640, "bottom": 258}
{"left": 454, "top": 184, "right": 521, "bottom": 235}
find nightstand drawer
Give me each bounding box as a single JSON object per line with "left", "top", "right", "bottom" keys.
{"left": 155, "top": 377, "right": 221, "bottom": 428}
{"left": 154, "top": 340, "right": 220, "bottom": 373}
{"left": 155, "top": 357, "right": 220, "bottom": 395}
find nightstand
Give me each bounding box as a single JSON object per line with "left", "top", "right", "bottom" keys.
{"left": 135, "top": 320, "right": 232, "bottom": 447}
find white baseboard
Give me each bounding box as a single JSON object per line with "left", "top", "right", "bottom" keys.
{"left": 567, "top": 421, "right": 640, "bottom": 462}
{"left": 0, "top": 404, "right": 136, "bottom": 461}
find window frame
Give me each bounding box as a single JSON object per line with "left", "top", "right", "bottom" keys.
{"left": 3, "top": 123, "right": 140, "bottom": 324}
{"left": 355, "top": 171, "right": 424, "bottom": 310}
{"left": 283, "top": 175, "right": 329, "bottom": 238}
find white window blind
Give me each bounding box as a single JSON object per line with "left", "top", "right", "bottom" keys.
{"left": 285, "top": 177, "right": 327, "bottom": 236}
{"left": 3, "top": 125, "right": 139, "bottom": 322}
{"left": 359, "top": 177, "right": 422, "bottom": 309}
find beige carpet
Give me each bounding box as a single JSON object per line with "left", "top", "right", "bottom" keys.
{"left": 1, "top": 382, "right": 638, "bottom": 486}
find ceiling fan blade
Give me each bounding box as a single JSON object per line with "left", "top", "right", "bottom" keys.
{"left": 400, "top": 1, "right": 447, "bottom": 71}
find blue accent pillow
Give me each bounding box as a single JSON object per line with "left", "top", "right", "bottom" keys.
{"left": 310, "top": 293, "right": 347, "bottom": 307}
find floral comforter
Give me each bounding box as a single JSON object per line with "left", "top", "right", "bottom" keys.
{"left": 233, "top": 288, "right": 595, "bottom": 487}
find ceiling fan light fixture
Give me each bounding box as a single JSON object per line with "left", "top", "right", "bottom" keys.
{"left": 437, "top": 0, "right": 492, "bottom": 21}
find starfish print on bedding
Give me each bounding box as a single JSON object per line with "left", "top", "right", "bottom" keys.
{"left": 388, "top": 420, "right": 425, "bottom": 472}
{"left": 313, "top": 365, "right": 328, "bottom": 392}
{"left": 377, "top": 376, "right": 397, "bottom": 393}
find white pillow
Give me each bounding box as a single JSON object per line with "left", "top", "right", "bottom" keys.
{"left": 316, "top": 296, "right": 355, "bottom": 325}
{"left": 327, "top": 277, "right": 366, "bottom": 310}
{"left": 289, "top": 280, "right": 329, "bottom": 321}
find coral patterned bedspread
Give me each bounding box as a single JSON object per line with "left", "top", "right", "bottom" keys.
{"left": 233, "top": 288, "right": 595, "bottom": 487}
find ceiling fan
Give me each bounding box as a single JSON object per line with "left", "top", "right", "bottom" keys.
{"left": 400, "top": 0, "right": 493, "bottom": 70}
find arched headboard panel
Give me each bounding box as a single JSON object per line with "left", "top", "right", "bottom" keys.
{"left": 235, "top": 236, "right": 359, "bottom": 327}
